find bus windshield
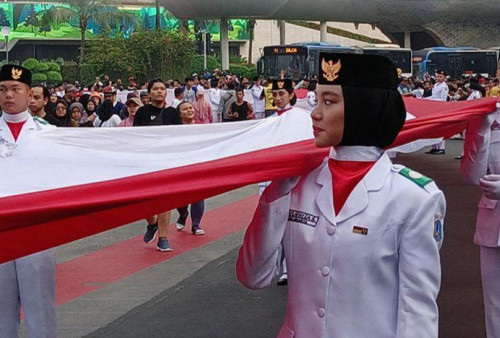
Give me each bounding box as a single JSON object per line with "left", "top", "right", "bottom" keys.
{"left": 264, "top": 54, "right": 307, "bottom": 79}
{"left": 362, "top": 49, "right": 412, "bottom": 75}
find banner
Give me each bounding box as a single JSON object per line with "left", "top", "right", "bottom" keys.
{"left": 0, "top": 98, "right": 497, "bottom": 262}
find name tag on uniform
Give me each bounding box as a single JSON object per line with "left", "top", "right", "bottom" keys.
{"left": 352, "top": 226, "right": 368, "bottom": 235}
{"left": 288, "top": 209, "right": 319, "bottom": 227}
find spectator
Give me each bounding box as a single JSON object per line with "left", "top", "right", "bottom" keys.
{"left": 263, "top": 78, "right": 276, "bottom": 117}
{"left": 412, "top": 82, "right": 424, "bottom": 98}
{"left": 127, "top": 76, "right": 137, "bottom": 91}
{"left": 175, "top": 101, "right": 207, "bottom": 236}
{"left": 69, "top": 102, "right": 93, "bottom": 127}
{"left": 29, "top": 85, "right": 49, "bottom": 119}
{"left": 63, "top": 84, "right": 77, "bottom": 106}
{"left": 140, "top": 91, "right": 150, "bottom": 105}
{"left": 172, "top": 87, "right": 184, "bottom": 109}
{"left": 93, "top": 100, "right": 122, "bottom": 127}
{"left": 219, "top": 82, "right": 236, "bottom": 122}
{"left": 183, "top": 77, "right": 197, "bottom": 103}
{"left": 423, "top": 80, "right": 433, "bottom": 98}
{"left": 468, "top": 78, "right": 485, "bottom": 100}
{"left": 52, "top": 100, "right": 72, "bottom": 127}
{"left": 227, "top": 88, "right": 254, "bottom": 121}
{"left": 102, "top": 87, "right": 127, "bottom": 119}
{"left": 118, "top": 97, "right": 142, "bottom": 127}
{"left": 133, "top": 78, "right": 182, "bottom": 252}
{"left": 207, "top": 79, "right": 221, "bottom": 122}
{"left": 193, "top": 91, "right": 213, "bottom": 124}
{"left": 250, "top": 76, "right": 265, "bottom": 119}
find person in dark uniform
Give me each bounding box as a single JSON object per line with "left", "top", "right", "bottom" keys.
{"left": 133, "top": 79, "right": 181, "bottom": 252}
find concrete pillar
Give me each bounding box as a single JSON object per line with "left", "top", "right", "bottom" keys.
{"left": 320, "top": 21, "right": 328, "bottom": 42}
{"left": 220, "top": 17, "right": 230, "bottom": 71}
{"left": 279, "top": 20, "right": 286, "bottom": 44}
{"left": 404, "top": 31, "right": 411, "bottom": 48}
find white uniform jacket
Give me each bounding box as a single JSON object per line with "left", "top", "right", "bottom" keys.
{"left": 461, "top": 112, "right": 500, "bottom": 247}
{"left": 426, "top": 81, "right": 449, "bottom": 102}
{"left": 0, "top": 113, "right": 57, "bottom": 338}
{"left": 237, "top": 147, "right": 446, "bottom": 338}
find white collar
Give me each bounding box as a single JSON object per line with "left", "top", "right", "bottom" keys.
{"left": 329, "top": 146, "right": 384, "bottom": 161}
{"left": 1, "top": 109, "right": 30, "bottom": 123}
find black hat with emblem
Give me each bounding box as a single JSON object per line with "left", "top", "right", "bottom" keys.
{"left": 0, "top": 64, "right": 32, "bottom": 87}
{"left": 272, "top": 78, "right": 293, "bottom": 91}
{"left": 435, "top": 69, "right": 447, "bottom": 76}
{"left": 317, "top": 52, "right": 406, "bottom": 148}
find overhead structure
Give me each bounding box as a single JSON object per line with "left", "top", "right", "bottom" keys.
{"left": 158, "top": 0, "right": 500, "bottom": 68}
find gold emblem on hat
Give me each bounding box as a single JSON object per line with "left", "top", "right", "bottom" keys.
{"left": 321, "top": 58, "right": 341, "bottom": 82}
{"left": 11, "top": 67, "right": 22, "bottom": 80}
{"left": 277, "top": 81, "right": 284, "bottom": 89}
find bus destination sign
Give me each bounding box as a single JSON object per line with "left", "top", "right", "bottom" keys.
{"left": 273, "top": 47, "right": 299, "bottom": 54}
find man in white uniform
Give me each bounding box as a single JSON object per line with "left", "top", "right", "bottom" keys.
{"left": 237, "top": 53, "right": 445, "bottom": 338}
{"left": 0, "top": 65, "right": 57, "bottom": 337}
{"left": 461, "top": 100, "right": 500, "bottom": 337}
{"left": 424, "top": 70, "right": 449, "bottom": 154}
{"left": 250, "top": 77, "right": 265, "bottom": 119}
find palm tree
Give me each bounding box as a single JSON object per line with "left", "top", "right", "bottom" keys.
{"left": 44, "top": 0, "right": 137, "bottom": 79}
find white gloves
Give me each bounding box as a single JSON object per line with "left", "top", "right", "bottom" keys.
{"left": 480, "top": 174, "right": 500, "bottom": 200}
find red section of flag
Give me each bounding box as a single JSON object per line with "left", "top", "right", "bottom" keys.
{"left": 0, "top": 98, "right": 498, "bottom": 262}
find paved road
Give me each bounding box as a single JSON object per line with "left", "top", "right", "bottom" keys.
{"left": 29, "top": 139, "right": 487, "bottom": 338}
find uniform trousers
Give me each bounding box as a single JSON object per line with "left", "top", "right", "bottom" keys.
{"left": 0, "top": 249, "right": 56, "bottom": 338}
{"left": 481, "top": 246, "right": 500, "bottom": 338}
{"left": 432, "top": 140, "right": 446, "bottom": 150}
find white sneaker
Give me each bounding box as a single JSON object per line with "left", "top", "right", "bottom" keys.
{"left": 176, "top": 223, "right": 185, "bottom": 231}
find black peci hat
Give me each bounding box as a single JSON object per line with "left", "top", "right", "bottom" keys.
{"left": 272, "top": 78, "right": 293, "bottom": 91}
{"left": 318, "top": 53, "right": 398, "bottom": 89}
{"left": 0, "top": 64, "right": 32, "bottom": 87}
{"left": 435, "top": 69, "right": 447, "bottom": 76}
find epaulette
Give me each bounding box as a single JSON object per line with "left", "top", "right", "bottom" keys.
{"left": 398, "top": 167, "right": 433, "bottom": 188}
{"left": 33, "top": 116, "right": 49, "bottom": 125}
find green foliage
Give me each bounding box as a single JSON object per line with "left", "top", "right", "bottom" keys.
{"left": 46, "top": 71, "right": 63, "bottom": 83}
{"left": 32, "top": 73, "right": 48, "bottom": 83}
{"left": 229, "top": 55, "right": 247, "bottom": 65}
{"left": 191, "top": 55, "right": 221, "bottom": 75}
{"left": 61, "top": 61, "right": 78, "bottom": 83}
{"left": 228, "top": 64, "right": 257, "bottom": 79}
{"left": 85, "top": 30, "right": 195, "bottom": 84}
{"left": 22, "top": 58, "right": 39, "bottom": 70}
{"left": 35, "top": 62, "right": 50, "bottom": 72}
{"left": 46, "top": 62, "right": 61, "bottom": 72}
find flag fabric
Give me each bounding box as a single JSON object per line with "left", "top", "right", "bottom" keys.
{"left": 0, "top": 98, "right": 497, "bottom": 262}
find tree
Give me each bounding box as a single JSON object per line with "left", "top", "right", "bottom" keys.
{"left": 0, "top": 8, "right": 10, "bottom": 27}
{"left": 44, "top": 0, "right": 137, "bottom": 80}
{"left": 39, "top": 13, "right": 51, "bottom": 36}
{"left": 25, "top": 4, "right": 39, "bottom": 33}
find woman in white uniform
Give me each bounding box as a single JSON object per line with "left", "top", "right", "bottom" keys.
{"left": 237, "top": 53, "right": 446, "bottom": 338}
{"left": 461, "top": 102, "right": 500, "bottom": 337}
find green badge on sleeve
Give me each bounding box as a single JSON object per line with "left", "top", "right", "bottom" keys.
{"left": 398, "top": 167, "right": 433, "bottom": 187}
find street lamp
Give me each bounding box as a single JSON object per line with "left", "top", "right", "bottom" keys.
{"left": 1, "top": 26, "right": 10, "bottom": 64}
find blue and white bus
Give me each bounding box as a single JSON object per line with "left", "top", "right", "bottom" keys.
{"left": 258, "top": 42, "right": 412, "bottom": 80}
{"left": 412, "top": 47, "right": 498, "bottom": 79}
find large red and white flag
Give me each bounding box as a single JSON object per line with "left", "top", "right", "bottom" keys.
{"left": 0, "top": 97, "right": 497, "bottom": 262}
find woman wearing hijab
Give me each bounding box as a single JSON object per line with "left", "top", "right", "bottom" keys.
{"left": 193, "top": 91, "right": 213, "bottom": 124}
{"left": 93, "top": 100, "right": 122, "bottom": 127}
{"left": 237, "top": 53, "right": 445, "bottom": 338}
{"left": 69, "top": 102, "right": 93, "bottom": 127}
{"left": 48, "top": 100, "right": 72, "bottom": 127}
